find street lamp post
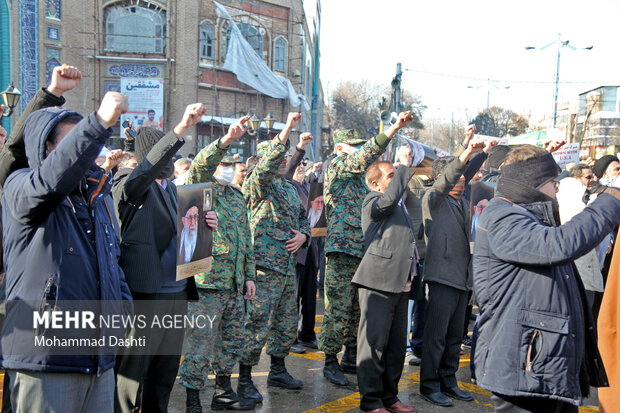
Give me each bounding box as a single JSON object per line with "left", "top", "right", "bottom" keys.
{"left": 467, "top": 78, "right": 510, "bottom": 111}
{"left": 1, "top": 82, "right": 22, "bottom": 117}
{"left": 526, "top": 34, "right": 593, "bottom": 128}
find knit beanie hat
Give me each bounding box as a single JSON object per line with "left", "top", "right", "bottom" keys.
{"left": 135, "top": 127, "right": 165, "bottom": 162}
{"left": 593, "top": 155, "right": 619, "bottom": 179}
{"left": 500, "top": 152, "right": 559, "bottom": 190}
{"left": 487, "top": 145, "right": 512, "bottom": 170}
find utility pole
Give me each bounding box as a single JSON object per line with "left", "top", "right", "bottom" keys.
{"left": 449, "top": 111, "right": 454, "bottom": 153}
{"left": 392, "top": 63, "right": 402, "bottom": 114}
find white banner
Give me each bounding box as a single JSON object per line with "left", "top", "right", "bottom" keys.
{"left": 120, "top": 78, "right": 164, "bottom": 131}
{"left": 552, "top": 143, "right": 580, "bottom": 169}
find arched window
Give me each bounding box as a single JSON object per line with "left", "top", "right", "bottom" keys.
{"left": 105, "top": 4, "right": 166, "bottom": 54}
{"left": 273, "top": 37, "right": 287, "bottom": 73}
{"left": 220, "top": 19, "right": 267, "bottom": 63}
{"left": 199, "top": 21, "right": 214, "bottom": 62}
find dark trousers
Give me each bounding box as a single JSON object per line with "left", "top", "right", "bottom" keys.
{"left": 420, "top": 281, "right": 468, "bottom": 394}
{"left": 357, "top": 287, "right": 409, "bottom": 411}
{"left": 491, "top": 393, "right": 578, "bottom": 413}
{"left": 318, "top": 247, "right": 326, "bottom": 292}
{"left": 463, "top": 291, "right": 473, "bottom": 338}
{"left": 114, "top": 290, "right": 188, "bottom": 413}
{"left": 409, "top": 261, "right": 426, "bottom": 356}
{"left": 409, "top": 296, "right": 427, "bottom": 356}
{"left": 295, "top": 250, "right": 318, "bottom": 342}
{"left": 470, "top": 315, "right": 480, "bottom": 380}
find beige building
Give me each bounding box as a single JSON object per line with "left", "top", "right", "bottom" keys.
{"left": 1, "top": 0, "right": 324, "bottom": 159}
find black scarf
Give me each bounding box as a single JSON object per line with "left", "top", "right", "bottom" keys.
{"left": 497, "top": 177, "right": 560, "bottom": 227}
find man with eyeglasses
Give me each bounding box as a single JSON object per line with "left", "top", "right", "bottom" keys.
{"left": 570, "top": 164, "right": 596, "bottom": 188}
{"left": 558, "top": 164, "right": 604, "bottom": 313}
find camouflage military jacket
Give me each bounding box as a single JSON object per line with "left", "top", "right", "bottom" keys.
{"left": 242, "top": 136, "right": 311, "bottom": 277}
{"left": 186, "top": 139, "right": 255, "bottom": 291}
{"left": 324, "top": 135, "right": 386, "bottom": 258}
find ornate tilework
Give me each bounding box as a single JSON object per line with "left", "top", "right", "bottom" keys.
{"left": 19, "top": 0, "right": 38, "bottom": 113}
{"left": 46, "top": 26, "right": 59, "bottom": 41}
{"left": 108, "top": 64, "right": 162, "bottom": 78}
{"left": 46, "top": 48, "right": 61, "bottom": 60}
{"left": 45, "top": 48, "right": 61, "bottom": 84}
{"left": 45, "top": 57, "right": 60, "bottom": 84}
{"left": 45, "top": 0, "right": 61, "bottom": 20}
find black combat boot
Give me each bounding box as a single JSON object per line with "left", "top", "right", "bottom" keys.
{"left": 267, "top": 356, "right": 303, "bottom": 389}
{"left": 211, "top": 375, "right": 256, "bottom": 411}
{"left": 340, "top": 346, "right": 357, "bottom": 374}
{"left": 323, "top": 353, "right": 348, "bottom": 386}
{"left": 185, "top": 387, "right": 202, "bottom": 413}
{"left": 237, "top": 363, "right": 263, "bottom": 403}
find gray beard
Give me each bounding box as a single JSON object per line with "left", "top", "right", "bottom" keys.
{"left": 179, "top": 228, "right": 197, "bottom": 262}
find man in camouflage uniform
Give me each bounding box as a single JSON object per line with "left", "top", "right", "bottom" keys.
{"left": 178, "top": 116, "right": 258, "bottom": 412}
{"left": 237, "top": 112, "right": 312, "bottom": 403}
{"left": 319, "top": 112, "right": 415, "bottom": 386}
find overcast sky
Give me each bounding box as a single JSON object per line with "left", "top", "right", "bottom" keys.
{"left": 320, "top": 0, "right": 620, "bottom": 124}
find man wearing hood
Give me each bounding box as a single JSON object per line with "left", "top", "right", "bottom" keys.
{"left": 1, "top": 91, "right": 133, "bottom": 411}
{"left": 178, "top": 115, "right": 257, "bottom": 412}
{"left": 473, "top": 144, "right": 620, "bottom": 412}
{"left": 112, "top": 103, "right": 213, "bottom": 413}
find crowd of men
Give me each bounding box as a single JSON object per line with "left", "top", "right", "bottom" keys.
{"left": 0, "top": 64, "right": 619, "bottom": 413}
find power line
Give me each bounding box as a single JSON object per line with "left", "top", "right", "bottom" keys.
{"left": 403, "top": 68, "right": 619, "bottom": 85}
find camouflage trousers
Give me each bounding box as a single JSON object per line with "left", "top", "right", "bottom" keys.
{"left": 240, "top": 267, "right": 297, "bottom": 365}
{"left": 318, "top": 252, "right": 361, "bottom": 355}
{"left": 179, "top": 288, "right": 245, "bottom": 389}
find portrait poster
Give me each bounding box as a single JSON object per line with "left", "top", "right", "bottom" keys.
{"left": 307, "top": 182, "right": 327, "bottom": 237}
{"left": 469, "top": 181, "right": 495, "bottom": 249}
{"left": 176, "top": 183, "right": 214, "bottom": 280}
{"left": 120, "top": 77, "right": 164, "bottom": 131}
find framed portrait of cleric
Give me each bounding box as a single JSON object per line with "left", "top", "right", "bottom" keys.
{"left": 307, "top": 182, "right": 327, "bottom": 237}
{"left": 176, "top": 183, "right": 214, "bottom": 280}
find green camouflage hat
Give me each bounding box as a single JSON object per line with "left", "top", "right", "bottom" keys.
{"left": 220, "top": 155, "right": 242, "bottom": 164}
{"left": 332, "top": 129, "right": 366, "bottom": 146}
{"left": 256, "top": 141, "right": 271, "bottom": 158}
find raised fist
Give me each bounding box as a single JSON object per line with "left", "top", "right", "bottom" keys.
{"left": 285, "top": 112, "right": 302, "bottom": 129}
{"left": 298, "top": 132, "right": 313, "bottom": 148}
{"left": 101, "top": 149, "right": 125, "bottom": 173}
{"left": 48, "top": 65, "right": 82, "bottom": 97}
{"left": 174, "top": 103, "right": 207, "bottom": 137}
{"left": 483, "top": 138, "right": 499, "bottom": 154}
{"left": 394, "top": 111, "right": 414, "bottom": 129}
{"left": 96, "top": 92, "right": 129, "bottom": 129}
{"left": 464, "top": 124, "right": 476, "bottom": 145}
{"left": 221, "top": 115, "right": 250, "bottom": 147}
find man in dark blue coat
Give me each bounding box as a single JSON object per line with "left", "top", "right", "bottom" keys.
{"left": 0, "top": 92, "right": 133, "bottom": 412}
{"left": 474, "top": 144, "right": 620, "bottom": 413}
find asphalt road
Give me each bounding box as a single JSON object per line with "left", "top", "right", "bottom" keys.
{"left": 166, "top": 297, "right": 601, "bottom": 413}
